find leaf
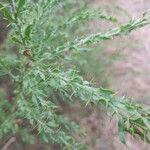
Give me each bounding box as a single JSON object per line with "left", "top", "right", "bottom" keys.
{"left": 100, "top": 87, "right": 115, "bottom": 96}
{"left": 49, "top": 79, "right": 60, "bottom": 89}
{"left": 17, "top": 0, "right": 25, "bottom": 13}
{"left": 118, "top": 121, "right": 126, "bottom": 145}
{"left": 12, "top": 36, "right": 22, "bottom": 44}
{"left": 134, "top": 127, "right": 150, "bottom": 143}
{"left": 60, "top": 80, "right": 67, "bottom": 87}
{"left": 39, "top": 73, "right": 45, "bottom": 81}
{"left": 37, "top": 71, "right": 46, "bottom": 81}
{"left": 24, "top": 25, "right": 33, "bottom": 40}
{"left": 7, "top": 0, "right": 12, "bottom": 4}
{"left": 3, "top": 10, "right": 13, "bottom": 21}
{"left": 0, "top": 3, "right": 4, "bottom": 10}
{"left": 0, "top": 2, "right": 13, "bottom": 22}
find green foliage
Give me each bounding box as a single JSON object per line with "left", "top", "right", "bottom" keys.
{"left": 0, "top": 0, "right": 150, "bottom": 149}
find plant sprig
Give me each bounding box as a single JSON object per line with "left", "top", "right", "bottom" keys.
{"left": 0, "top": 0, "right": 150, "bottom": 149}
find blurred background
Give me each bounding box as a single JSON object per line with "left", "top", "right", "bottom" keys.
{"left": 0, "top": 0, "right": 150, "bottom": 149}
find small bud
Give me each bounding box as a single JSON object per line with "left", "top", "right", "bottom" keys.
{"left": 23, "top": 49, "right": 32, "bottom": 57}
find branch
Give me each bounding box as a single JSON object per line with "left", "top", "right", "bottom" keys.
{"left": 54, "top": 15, "right": 150, "bottom": 56}
{"left": 1, "top": 137, "right": 16, "bottom": 150}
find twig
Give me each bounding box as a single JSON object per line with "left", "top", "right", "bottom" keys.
{"left": 1, "top": 137, "right": 16, "bottom": 150}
